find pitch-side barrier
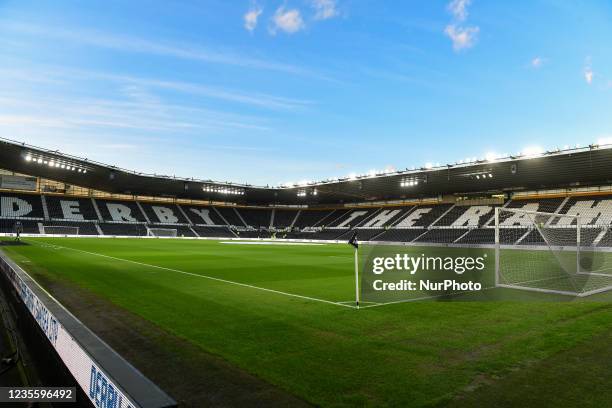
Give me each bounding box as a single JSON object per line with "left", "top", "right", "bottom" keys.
{"left": 0, "top": 250, "right": 177, "bottom": 408}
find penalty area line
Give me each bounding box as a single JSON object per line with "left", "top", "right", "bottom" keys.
{"left": 28, "top": 241, "right": 357, "bottom": 309}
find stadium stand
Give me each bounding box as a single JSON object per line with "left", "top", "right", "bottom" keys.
{"left": 0, "top": 219, "right": 40, "bottom": 234}
{"left": 45, "top": 195, "right": 99, "bottom": 221}
{"left": 557, "top": 195, "right": 612, "bottom": 225}
{"left": 4, "top": 193, "right": 612, "bottom": 246}
{"left": 192, "top": 226, "right": 235, "bottom": 238}
{"left": 215, "top": 207, "right": 246, "bottom": 227}
{"left": 415, "top": 228, "right": 470, "bottom": 244}
{"left": 42, "top": 220, "right": 99, "bottom": 235}
{"left": 96, "top": 199, "right": 148, "bottom": 223}
{"left": 505, "top": 197, "right": 565, "bottom": 213}
{"left": 374, "top": 228, "right": 428, "bottom": 242}
{"left": 99, "top": 222, "right": 147, "bottom": 236}
{"left": 326, "top": 209, "right": 377, "bottom": 228}
{"left": 343, "top": 228, "right": 386, "bottom": 241}
{"left": 180, "top": 205, "right": 227, "bottom": 226}
{"left": 455, "top": 228, "right": 495, "bottom": 245}
{"left": 433, "top": 204, "right": 498, "bottom": 227}
{"left": 237, "top": 208, "right": 272, "bottom": 228}
{"left": 393, "top": 204, "right": 453, "bottom": 228}
{"left": 139, "top": 202, "right": 190, "bottom": 225}
{"left": 0, "top": 193, "right": 45, "bottom": 219}
{"left": 272, "top": 209, "right": 299, "bottom": 228}
{"left": 293, "top": 209, "right": 336, "bottom": 228}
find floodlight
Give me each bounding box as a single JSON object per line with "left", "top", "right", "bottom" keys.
{"left": 485, "top": 152, "right": 498, "bottom": 162}
{"left": 522, "top": 146, "right": 544, "bottom": 157}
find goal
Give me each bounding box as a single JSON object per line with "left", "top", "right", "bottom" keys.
{"left": 495, "top": 208, "right": 612, "bottom": 297}
{"left": 147, "top": 227, "right": 178, "bottom": 238}
{"left": 42, "top": 225, "right": 80, "bottom": 236}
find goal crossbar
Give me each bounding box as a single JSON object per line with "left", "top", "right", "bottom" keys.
{"left": 146, "top": 228, "right": 178, "bottom": 237}
{"left": 42, "top": 225, "right": 80, "bottom": 236}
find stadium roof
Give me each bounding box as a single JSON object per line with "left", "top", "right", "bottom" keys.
{"left": 2, "top": 137, "right": 612, "bottom": 205}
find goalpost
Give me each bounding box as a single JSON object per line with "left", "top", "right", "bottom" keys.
{"left": 495, "top": 207, "right": 612, "bottom": 297}
{"left": 147, "top": 227, "right": 178, "bottom": 238}
{"left": 42, "top": 225, "right": 80, "bottom": 236}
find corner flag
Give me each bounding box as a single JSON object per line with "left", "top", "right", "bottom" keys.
{"left": 349, "top": 231, "right": 360, "bottom": 308}
{"left": 348, "top": 231, "right": 358, "bottom": 249}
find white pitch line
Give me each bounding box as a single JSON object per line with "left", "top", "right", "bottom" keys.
{"left": 358, "top": 286, "right": 498, "bottom": 309}
{"left": 29, "top": 240, "right": 356, "bottom": 309}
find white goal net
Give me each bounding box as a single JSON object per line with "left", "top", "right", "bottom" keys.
{"left": 495, "top": 208, "right": 612, "bottom": 297}
{"left": 42, "top": 225, "right": 80, "bottom": 236}
{"left": 147, "top": 228, "right": 178, "bottom": 238}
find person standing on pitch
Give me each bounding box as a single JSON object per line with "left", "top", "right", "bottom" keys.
{"left": 14, "top": 221, "right": 23, "bottom": 242}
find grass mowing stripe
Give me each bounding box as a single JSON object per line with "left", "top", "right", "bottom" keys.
{"left": 29, "top": 240, "right": 357, "bottom": 309}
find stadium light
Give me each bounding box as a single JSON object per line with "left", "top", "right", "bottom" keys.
{"left": 485, "top": 152, "right": 498, "bottom": 162}
{"left": 521, "top": 146, "right": 544, "bottom": 158}
{"left": 25, "top": 155, "right": 32, "bottom": 162}
{"left": 597, "top": 137, "right": 612, "bottom": 146}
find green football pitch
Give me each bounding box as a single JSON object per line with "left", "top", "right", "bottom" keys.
{"left": 2, "top": 237, "right": 612, "bottom": 407}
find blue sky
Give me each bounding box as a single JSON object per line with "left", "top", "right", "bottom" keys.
{"left": 1, "top": 0, "right": 612, "bottom": 186}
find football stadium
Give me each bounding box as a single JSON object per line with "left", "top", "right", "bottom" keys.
{"left": 1, "top": 1, "right": 612, "bottom": 407}
{"left": 2, "top": 137, "right": 612, "bottom": 407}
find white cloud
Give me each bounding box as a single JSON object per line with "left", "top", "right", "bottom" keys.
{"left": 270, "top": 7, "right": 305, "bottom": 34}
{"left": 244, "top": 6, "right": 263, "bottom": 32}
{"left": 444, "top": 25, "right": 479, "bottom": 51}
{"left": 312, "top": 0, "right": 339, "bottom": 20}
{"left": 531, "top": 56, "right": 545, "bottom": 69}
{"left": 447, "top": 0, "right": 471, "bottom": 22}
{"left": 584, "top": 57, "right": 594, "bottom": 84}
{"left": 444, "top": 0, "right": 479, "bottom": 52}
